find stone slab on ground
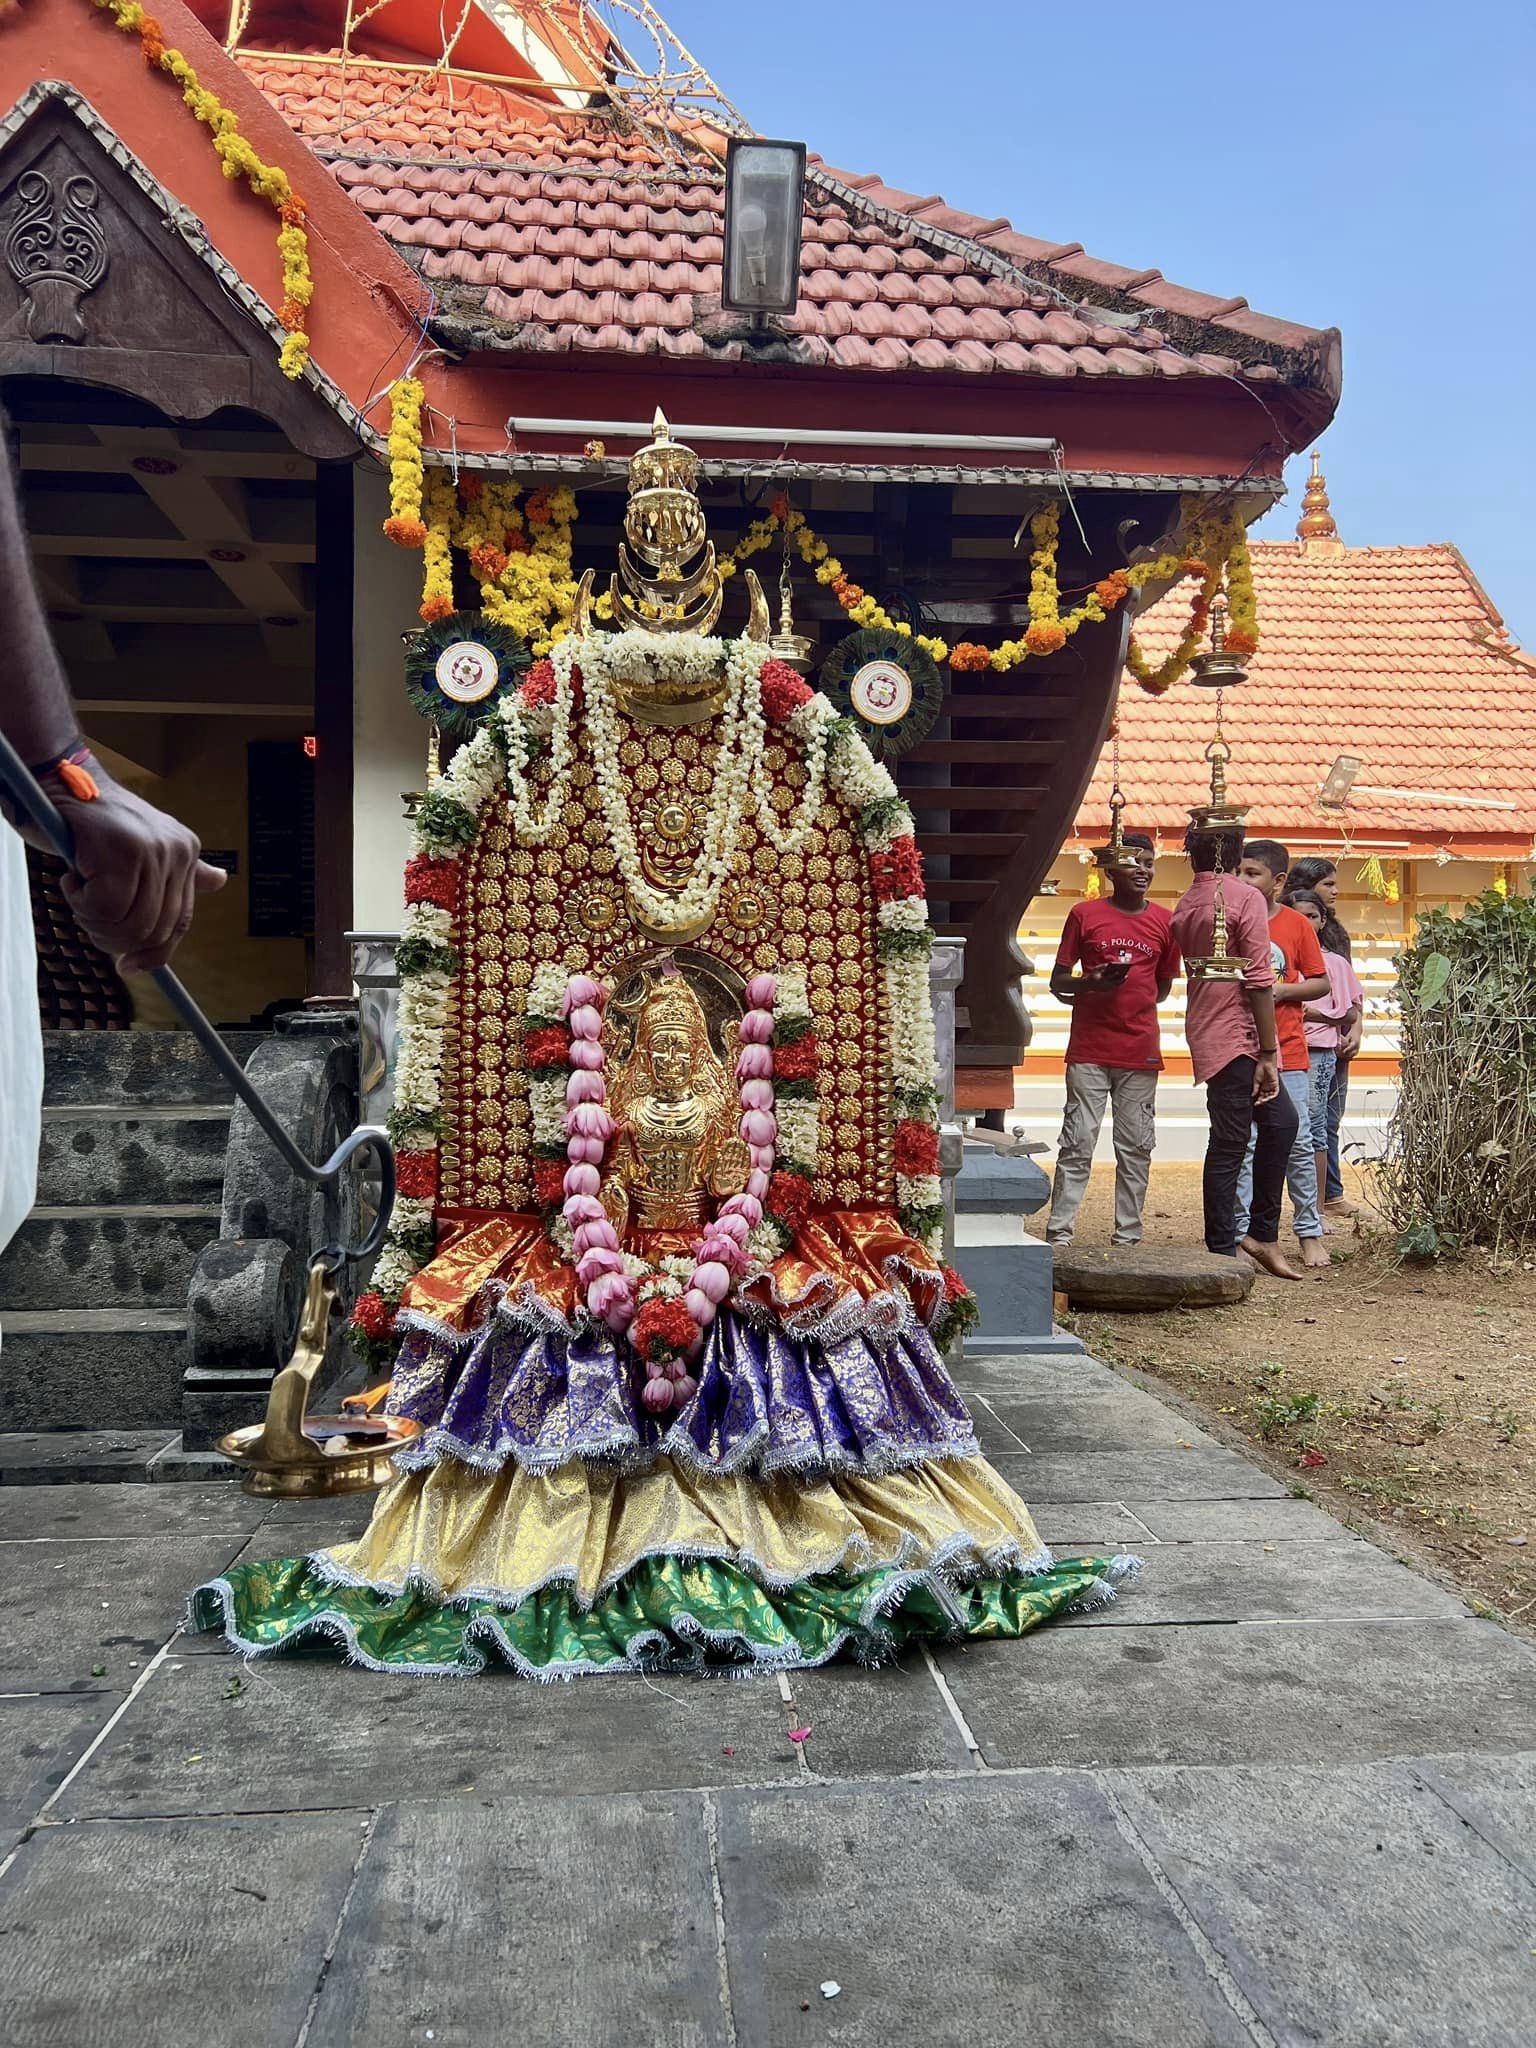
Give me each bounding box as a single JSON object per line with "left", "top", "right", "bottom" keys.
{"left": 0, "top": 1693, "right": 117, "bottom": 1855}
{"left": 0, "top": 1532, "right": 247, "bottom": 1691}
{"left": 0, "top": 1481, "right": 265, "bottom": 1542}
{"left": 937, "top": 1618, "right": 1536, "bottom": 1769}
{"left": 306, "top": 1793, "right": 731, "bottom": 2048}
{"left": 971, "top": 1391, "right": 1204, "bottom": 1456}
{"left": 985, "top": 1445, "right": 1291, "bottom": 1500}
{"left": 55, "top": 1654, "right": 804, "bottom": 1819}
{"left": 1052, "top": 1241, "right": 1255, "bottom": 1310}
{"left": 1112, "top": 1758, "right": 1536, "bottom": 2047}
{"left": 716, "top": 1775, "right": 1255, "bottom": 2047}
{"left": 955, "top": 1350, "right": 1134, "bottom": 1399}
{"left": 1411, "top": 1751, "right": 1536, "bottom": 1887}
{"left": 1054, "top": 1536, "right": 1466, "bottom": 1629}
{"left": 0, "top": 1812, "right": 366, "bottom": 2048}
{"left": 0, "top": 1426, "right": 178, "bottom": 1484}
{"left": 758, "top": 1658, "right": 975, "bottom": 1779}
{"left": 1124, "top": 1495, "right": 1362, "bottom": 1543}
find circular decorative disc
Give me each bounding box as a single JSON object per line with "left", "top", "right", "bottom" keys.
{"left": 818, "top": 628, "right": 943, "bottom": 763}
{"left": 434, "top": 640, "right": 500, "bottom": 704}
{"left": 403, "top": 610, "right": 530, "bottom": 742}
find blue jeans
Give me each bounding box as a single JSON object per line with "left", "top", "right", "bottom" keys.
{"left": 1305, "top": 1048, "right": 1337, "bottom": 1155}
{"left": 1235, "top": 1068, "right": 1323, "bottom": 1240}
{"left": 1326, "top": 1058, "right": 1349, "bottom": 1201}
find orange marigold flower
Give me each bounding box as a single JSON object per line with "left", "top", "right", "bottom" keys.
{"left": 505, "top": 529, "right": 530, "bottom": 554}
{"left": 1224, "top": 629, "right": 1259, "bottom": 656}
{"left": 1095, "top": 572, "right": 1130, "bottom": 605}
{"left": 383, "top": 516, "right": 427, "bottom": 548}
{"left": 469, "top": 543, "right": 509, "bottom": 581}
{"left": 459, "top": 475, "right": 483, "bottom": 502}
{"left": 525, "top": 491, "right": 552, "bottom": 526}
{"left": 419, "top": 594, "right": 456, "bottom": 624}
{"left": 948, "top": 643, "right": 991, "bottom": 672}
{"left": 1023, "top": 620, "right": 1067, "bottom": 655}
{"left": 279, "top": 198, "right": 308, "bottom": 227}
{"left": 1183, "top": 557, "right": 1208, "bottom": 578}
{"left": 769, "top": 491, "right": 791, "bottom": 521}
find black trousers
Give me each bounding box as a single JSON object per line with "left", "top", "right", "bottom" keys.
{"left": 1203, "top": 1055, "right": 1300, "bottom": 1254}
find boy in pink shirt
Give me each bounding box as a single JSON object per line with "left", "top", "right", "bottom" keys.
{"left": 1170, "top": 819, "right": 1300, "bottom": 1278}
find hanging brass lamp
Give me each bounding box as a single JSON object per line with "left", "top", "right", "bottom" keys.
{"left": 1189, "top": 592, "right": 1248, "bottom": 689}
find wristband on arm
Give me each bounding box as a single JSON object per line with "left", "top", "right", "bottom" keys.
{"left": 30, "top": 742, "right": 99, "bottom": 803}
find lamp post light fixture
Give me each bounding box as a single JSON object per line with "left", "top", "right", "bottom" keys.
{"left": 1317, "top": 755, "right": 1363, "bottom": 810}
{"left": 721, "top": 137, "right": 806, "bottom": 318}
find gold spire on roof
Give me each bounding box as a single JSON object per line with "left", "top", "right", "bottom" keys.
{"left": 1297, "top": 449, "right": 1343, "bottom": 557}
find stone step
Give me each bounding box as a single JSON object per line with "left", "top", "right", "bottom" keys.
{"left": 36, "top": 1106, "right": 230, "bottom": 1208}
{"left": 0, "top": 1206, "right": 220, "bottom": 1312}
{"left": 0, "top": 1310, "right": 188, "bottom": 1430}
{"left": 42, "top": 1030, "right": 267, "bottom": 1109}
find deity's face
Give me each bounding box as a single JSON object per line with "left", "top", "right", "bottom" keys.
{"left": 646, "top": 1024, "right": 693, "bottom": 1098}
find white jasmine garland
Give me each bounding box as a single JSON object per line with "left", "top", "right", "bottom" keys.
{"left": 442, "top": 724, "right": 505, "bottom": 814}
{"left": 746, "top": 1219, "right": 786, "bottom": 1265}
{"left": 896, "top": 1173, "right": 943, "bottom": 1212}
{"left": 776, "top": 969, "right": 810, "bottom": 1020}
{"left": 884, "top": 957, "right": 938, "bottom": 1094}
{"left": 527, "top": 1074, "right": 567, "bottom": 1150}
{"left": 528, "top": 963, "right": 566, "bottom": 1019}
{"left": 877, "top": 896, "right": 929, "bottom": 934}
{"left": 773, "top": 1096, "right": 819, "bottom": 1167}
{"left": 401, "top": 902, "right": 453, "bottom": 948}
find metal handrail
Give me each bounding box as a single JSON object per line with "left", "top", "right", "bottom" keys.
{"left": 0, "top": 731, "right": 395, "bottom": 1266}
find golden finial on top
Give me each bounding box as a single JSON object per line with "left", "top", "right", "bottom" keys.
{"left": 1297, "top": 448, "right": 1343, "bottom": 555}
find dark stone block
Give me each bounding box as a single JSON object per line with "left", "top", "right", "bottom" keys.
{"left": 986, "top": 1446, "right": 1290, "bottom": 1501}
{"left": 936, "top": 1618, "right": 1536, "bottom": 1769}
{"left": 0, "top": 1316, "right": 187, "bottom": 1430}
{"left": 60, "top": 1653, "right": 801, "bottom": 1817}
{"left": 0, "top": 1693, "right": 119, "bottom": 1854}
{"left": 40, "top": 1029, "right": 266, "bottom": 1108}
{"left": 0, "top": 1209, "right": 218, "bottom": 1311}
{"left": 35, "top": 1109, "right": 228, "bottom": 1207}
{"left": 716, "top": 1776, "right": 1253, "bottom": 2046}
{"left": 307, "top": 1794, "right": 731, "bottom": 2048}
{"left": 769, "top": 1657, "right": 974, "bottom": 1778}
{"left": 1113, "top": 1758, "right": 1536, "bottom": 2045}
{"left": 0, "top": 1479, "right": 260, "bottom": 1539}
{"left": 0, "top": 1531, "right": 247, "bottom": 1690}
{"left": 956, "top": 1146, "right": 1051, "bottom": 1214}
{"left": 0, "top": 1427, "right": 177, "bottom": 1483}
{"left": 1053, "top": 1243, "right": 1255, "bottom": 1311}
{"left": 0, "top": 1811, "right": 367, "bottom": 2047}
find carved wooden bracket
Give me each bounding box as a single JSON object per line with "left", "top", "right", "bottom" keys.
{"left": 3, "top": 167, "right": 108, "bottom": 342}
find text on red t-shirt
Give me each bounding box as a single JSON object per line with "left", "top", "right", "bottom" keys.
{"left": 1055, "top": 900, "right": 1180, "bottom": 1071}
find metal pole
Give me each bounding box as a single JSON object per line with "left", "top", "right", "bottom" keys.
{"left": 507, "top": 416, "right": 1062, "bottom": 455}
{"left": 0, "top": 731, "right": 395, "bottom": 1265}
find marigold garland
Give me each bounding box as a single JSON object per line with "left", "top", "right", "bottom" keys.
{"left": 89, "top": 0, "right": 314, "bottom": 379}
{"left": 418, "top": 468, "right": 457, "bottom": 624}
{"left": 384, "top": 378, "right": 427, "bottom": 547}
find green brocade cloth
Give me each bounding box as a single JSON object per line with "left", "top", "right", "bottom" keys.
{"left": 190, "top": 1551, "right": 1136, "bottom": 1680}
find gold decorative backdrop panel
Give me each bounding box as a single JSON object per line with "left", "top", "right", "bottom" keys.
{"left": 443, "top": 713, "right": 891, "bottom": 1212}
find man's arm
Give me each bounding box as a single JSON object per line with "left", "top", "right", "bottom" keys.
{"left": 1276, "top": 973, "right": 1330, "bottom": 1005}
{"left": 1245, "top": 987, "right": 1281, "bottom": 1104}
{"left": 0, "top": 432, "right": 223, "bottom": 972}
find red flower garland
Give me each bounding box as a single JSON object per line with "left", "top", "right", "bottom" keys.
{"left": 404, "top": 854, "right": 460, "bottom": 913}
{"left": 532, "top": 1158, "right": 567, "bottom": 1209}
{"left": 767, "top": 1168, "right": 814, "bottom": 1231}
{"left": 350, "top": 1290, "right": 394, "bottom": 1342}
{"left": 772, "top": 1033, "right": 820, "bottom": 1082}
{"left": 869, "top": 836, "right": 925, "bottom": 903}
{"left": 524, "top": 1025, "right": 573, "bottom": 1071}
{"left": 893, "top": 1119, "right": 940, "bottom": 1177}
{"left": 631, "top": 1295, "right": 698, "bottom": 1363}
{"left": 759, "top": 659, "right": 813, "bottom": 724}
{"left": 395, "top": 1150, "right": 438, "bottom": 1200}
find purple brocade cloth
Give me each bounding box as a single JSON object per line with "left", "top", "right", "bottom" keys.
{"left": 386, "top": 1302, "right": 979, "bottom": 1479}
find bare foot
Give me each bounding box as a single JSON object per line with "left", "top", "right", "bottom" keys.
{"left": 1241, "top": 1235, "right": 1304, "bottom": 1280}
{"left": 1299, "top": 1237, "right": 1331, "bottom": 1270}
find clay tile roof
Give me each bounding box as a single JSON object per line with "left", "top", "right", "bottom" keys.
{"left": 1075, "top": 543, "right": 1536, "bottom": 845}
{"left": 235, "top": 45, "right": 1337, "bottom": 397}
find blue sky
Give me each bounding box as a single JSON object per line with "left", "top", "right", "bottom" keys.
{"left": 642, "top": 0, "right": 1536, "bottom": 639}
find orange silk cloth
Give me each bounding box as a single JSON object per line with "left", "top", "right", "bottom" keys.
{"left": 401, "top": 1209, "right": 945, "bottom": 1335}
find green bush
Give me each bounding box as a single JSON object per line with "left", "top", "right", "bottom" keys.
{"left": 1377, "top": 884, "right": 1536, "bottom": 1253}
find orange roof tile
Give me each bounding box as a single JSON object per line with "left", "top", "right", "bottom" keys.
{"left": 231, "top": 40, "right": 1338, "bottom": 399}
{"left": 1076, "top": 542, "right": 1536, "bottom": 847}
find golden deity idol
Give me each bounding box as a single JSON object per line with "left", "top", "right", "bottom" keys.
{"left": 603, "top": 970, "right": 749, "bottom": 1233}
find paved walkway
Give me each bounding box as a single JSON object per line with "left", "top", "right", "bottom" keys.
{"left": 2, "top": 1349, "right": 1534, "bottom": 2046}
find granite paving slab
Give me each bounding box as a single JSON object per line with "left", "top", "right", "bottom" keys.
{"left": 0, "top": 1693, "right": 120, "bottom": 1854}
{"left": 0, "top": 1429, "right": 177, "bottom": 1485}
{"left": 55, "top": 1652, "right": 803, "bottom": 1819}
{"left": 0, "top": 1812, "right": 367, "bottom": 2048}
{"left": 765, "top": 1656, "right": 974, "bottom": 1779}
{"left": 0, "top": 1533, "right": 249, "bottom": 1691}
{"left": 937, "top": 1618, "right": 1536, "bottom": 1769}
{"left": 1123, "top": 1496, "right": 1361, "bottom": 1543}
{"left": 979, "top": 1393, "right": 1206, "bottom": 1455}
{"left": 1052, "top": 1536, "right": 1465, "bottom": 1627}
{"left": 306, "top": 1792, "right": 731, "bottom": 2048}
{"left": 0, "top": 1481, "right": 267, "bottom": 1542}
{"left": 716, "top": 1775, "right": 1253, "bottom": 2046}
{"left": 1408, "top": 1751, "right": 1536, "bottom": 1887}
{"left": 988, "top": 1446, "right": 1290, "bottom": 1500}
{"left": 1110, "top": 1758, "right": 1536, "bottom": 2047}
{"left": 1031, "top": 1501, "right": 1159, "bottom": 1549}
{"left": 953, "top": 1352, "right": 1133, "bottom": 1400}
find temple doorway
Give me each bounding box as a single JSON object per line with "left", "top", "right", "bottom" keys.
{"left": 5, "top": 377, "right": 336, "bottom": 1028}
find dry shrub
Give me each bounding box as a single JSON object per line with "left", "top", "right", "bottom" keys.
{"left": 1375, "top": 886, "right": 1536, "bottom": 1257}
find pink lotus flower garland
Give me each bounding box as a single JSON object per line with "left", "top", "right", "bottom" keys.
{"left": 557, "top": 970, "right": 783, "bottom": 1417}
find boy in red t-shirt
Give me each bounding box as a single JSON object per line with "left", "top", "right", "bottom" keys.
{"left": 1235, "top": 839, "right": 1331, "bottom": 1269}
{"left": 1046, "top": 832, "right": 1180, "bottom": 1247}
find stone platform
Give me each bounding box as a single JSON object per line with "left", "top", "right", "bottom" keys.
{"left": 1, "top": 1346, "right": 1533, "bottom": 2045}
{"left": 1052, "top": 1243, "right": 1256, "bottom": 1312}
